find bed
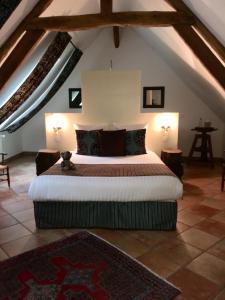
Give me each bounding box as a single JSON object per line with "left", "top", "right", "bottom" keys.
{"left": 28, "top": 151, "right": 183, "bottom": 230}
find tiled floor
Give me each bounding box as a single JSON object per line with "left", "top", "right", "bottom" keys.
{"left": 0, "top": 155, "right": 225, "bottom": 299}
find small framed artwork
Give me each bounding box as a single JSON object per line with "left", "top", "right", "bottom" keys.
{"left": 69, "top": 88, "right": 82, "bottom": 109}
{"left": 143, "top": 86, "right": 165, "bottom": 108}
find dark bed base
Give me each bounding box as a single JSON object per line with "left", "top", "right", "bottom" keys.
{"left": 33, "top": 200, "right": 177, "bottom": 230}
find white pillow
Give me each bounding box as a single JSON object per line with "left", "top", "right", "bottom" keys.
{"left": 73, "top": 123, "right": 107, "bottom": 130}
{"left": 113, "top": 123, "right": 148, "bottom": 131}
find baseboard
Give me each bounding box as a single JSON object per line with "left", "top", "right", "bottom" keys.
{"left": 5, "top": 151, "right": 37, "bottom": 162}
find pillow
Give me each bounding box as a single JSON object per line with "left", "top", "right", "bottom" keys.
{"left": 74, "top": 123, "right": 107, "bottom": 130}
{"left": 126, "top": 129, "right": 146, "bottom": 155}
{"left": 76, "top": 130, "right": 102, "bottom": 156}
{"left": 99, "top": 130, "right": 126, "bottom": 156}
{"left": 113, "top": 123, "right": 148, "bottom": 131}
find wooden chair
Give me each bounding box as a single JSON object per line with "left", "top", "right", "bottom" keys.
{"left": 0, "top": 153, "right": 10, "bottom": 188}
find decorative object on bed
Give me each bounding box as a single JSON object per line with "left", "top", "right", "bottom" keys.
{"left": 126, "top": 128, "right": 146, "bottom": 155}
{"left": 0, "top": 232, "right": 180, "bottom": 300}
{"left": 143, "top": 86, "right": 165, "bottom": 108}
{"left": 69, "top": 88, "right": 82, "bottom": 109}
{"left": 76, "top": 130, "right": 102, "bottom": 156}
{"left": 35, "top": 149, "right": 60, "bottom": 176}
{"left": 60, "top": 151, "right": 75, "bottom": 170}
{"left": 99, "top": 129, "right": 126, "bottom": 156}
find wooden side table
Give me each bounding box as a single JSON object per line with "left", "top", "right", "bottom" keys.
{"left": 36, "top": 149, "right": 60, "bottom": 176}
{"left": 161, "top": 148, "right": 183, "bottom": 179}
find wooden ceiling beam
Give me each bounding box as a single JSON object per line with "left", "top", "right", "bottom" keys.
{"left": 0, "top": 0, "right": 53, "bottom": 63}
{"left": 174, "top": 25, "right": 225, "bottom": 89}
{"left": 100, "top": 0, "right": 112, "bottom": 15}
{"left": 27, "top": 12, "right": 195, "bottom": 31}
{"left": 0, "top": 30, "right": 45, "bottom": 90}
{"left": 100, "top": 0, "right": 120, "bottom": 48}
{"left": 165, "top": 0, "right": 225, "bottom": 63}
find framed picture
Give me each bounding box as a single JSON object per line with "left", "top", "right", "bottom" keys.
{"left": 143, "top": 86, "right": 165, "bottom": 108}
{"left": 69, "top": 88, "right": 82, "bottom": 109}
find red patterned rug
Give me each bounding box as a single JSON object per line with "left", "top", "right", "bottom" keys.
{"left": 0, "top": 231, "right": 180, "bottom": 299}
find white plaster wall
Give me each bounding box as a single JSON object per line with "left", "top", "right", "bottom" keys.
{"left": 20, "top": 28, "right": 225, "bottom": 157}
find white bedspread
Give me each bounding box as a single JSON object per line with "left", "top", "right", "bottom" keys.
{"left": 28, "top": 151, "right": 183, "bottom": 202}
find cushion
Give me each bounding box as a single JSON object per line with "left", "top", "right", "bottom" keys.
{"left": 126, "top": 129, "right": 146, "bottom": 155}
{"left": 76, "top": 130, "right": 102, "bottom": 156}
{"left": 99, "top": 130, "right": 126, "bottom": 156}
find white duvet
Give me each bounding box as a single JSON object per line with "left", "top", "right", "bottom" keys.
{"left": 28, "top": 151, "right": 183, "bottom": 202}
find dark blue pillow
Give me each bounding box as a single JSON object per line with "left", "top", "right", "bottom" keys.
{"left": 76, "top": 130, "right": 102, "bottom": 156}
{"left": 126, "top": 129, "right": 146, "bottom": 155}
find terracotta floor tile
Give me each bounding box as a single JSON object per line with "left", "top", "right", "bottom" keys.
{"left": 208, "top": 238, "right": 225, "bottom": 261}
{"left": 189, "top": 205, "right": 220, "bottom": 217}
{"left": 0, "top": 248, "right": 8, "bottom": 261}
{"left": 145, "top": 238, "right": 202, "bottom": 268}
{"left": 112, "top": 236, "right": 149, "bottom": 258}
{"left": 0, "top": 199, "right": 33, "bottom": 214}
{"left": 178, "top": 210, "right": 206, "bottom": 226}
{"left": 0, "top": 214, "right": 18, "bottom": 229}
{"left": 22, "top": 219, "right": 37, "bottom": 233}
{"left": 138, "top": 250, "right": 180, "bottom": 278}
{"left": 123, "top": 230, "right": 167, "bottom": 248}
{"left": 168, "top": 268, "right": 221, "bottom": 300}
{"left": 187, "top": 253, "right": 225, "bottom": 286}
{"left": 1, "top": 234, "right": 44, "bottom": 257}
{"left": 0, "top": 224, "right": 31, "bottom": 245}
{"left": 0, "top": 208, "right": 7, "bottom": 217}
{"left": 178, "top": 228, "right": 220, "bottom": 250}
{"left": 35, "top": 229, "right": 67, "bottom": 244}
{"left": 201, "top": 198, "right": 225, "bottom": 210}
{"left": 195, "top": 219, "right": 225, "bottom": 238}
{"left": 176, "top": 222, "right": 190, "bottom": 233}
{"left": 212, "top": 211, "right": 225, "bottom": 224}
{"left": 90, "top": 229, "right": 124, "bottom": 243}
{"left": 12, "top": 208, "right": 34, "bottom": 222}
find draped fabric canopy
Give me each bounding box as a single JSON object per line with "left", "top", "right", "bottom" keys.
{"left": 0, "top": 32, "right": 82, "bottom": 133}
{"left": 0, "top": 0, "right": 22, "bottom": 28}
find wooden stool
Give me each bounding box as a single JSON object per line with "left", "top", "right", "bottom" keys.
{"left": 222, "top": 162, "right": 225, "bottom": 192}
{"left": 189, "top": 127, "right": 217, "bottom": 167}
{"left": 0, "top": 165, "right": 10, "bottom": 187}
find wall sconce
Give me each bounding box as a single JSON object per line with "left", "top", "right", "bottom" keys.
{"left": 53, "top": 126, "right": 62, "bottom": 135}
{"left": 161, "top": 125, "right": 170, "bottom": 134}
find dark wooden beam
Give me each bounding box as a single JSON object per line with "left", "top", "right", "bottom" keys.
{"left": 174, "top": 25, "right": 225, "bottom": 89}
{"left": 0, "top": 0, "right": 53, "bottom": 63}
{"left": 100, "top": 0, "right": 112, "bottom": 14}
{"left": 27, "top": 12, "right": 195, "bottom": 31}
{"left": 113, "top": 26, "right": 120, "bottom": 48}
{"left": 165, "top": 0, "right": 225, "bottom": 62}
{"left": 0, "top": 30, "right": 45, "bottom": 90}
{"left": 100, "top": 0, "right": 120, "bottom": 48}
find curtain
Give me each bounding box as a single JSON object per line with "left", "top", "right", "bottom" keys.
{"left": 3, "top": 46, "right": 82, "bottom": 133}
{"left": 0, "top": 32, "right": 71, "bottom": 124}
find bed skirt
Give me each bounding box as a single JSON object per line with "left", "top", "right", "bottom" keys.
{"left": 33, "top": 200, "right": 177, "bottom": 230}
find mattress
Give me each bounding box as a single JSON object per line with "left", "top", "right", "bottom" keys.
{"left": 28, "top": 151, "right": 183, "bottom": 202}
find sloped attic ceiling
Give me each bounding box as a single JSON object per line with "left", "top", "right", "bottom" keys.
{"left": 0, "top": 0, "right": 225, "bottom": 121}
